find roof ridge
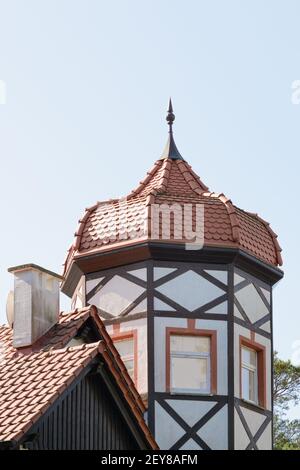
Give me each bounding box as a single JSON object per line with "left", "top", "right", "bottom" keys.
{"left": 154, "top": 158, "right": 172, "bottom": 192}
{"left": 176, "top": 160, "right": 209, "bottom": 194}
{"left": 202, "top": 191, "right": 240, "bottom": 242}
{"left": 59, "top": 306, "right": 92, "bottom": 318}
{"left": 127, "top": 161, "right": 163, "bottom": 199}
{"left": 61, "top": 341, "right": 101, "bottom": 354}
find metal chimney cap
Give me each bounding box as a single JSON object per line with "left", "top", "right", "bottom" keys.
{"left": 7, "top": 263, "right": 64, "bottom": 280}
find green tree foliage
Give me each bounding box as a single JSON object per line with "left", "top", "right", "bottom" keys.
{"left": 273, "top": 352, "right": 300, "bottom": 450}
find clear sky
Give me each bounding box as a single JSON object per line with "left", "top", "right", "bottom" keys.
{"left": 0, "top": 0, "right": 299, "bottom": 412}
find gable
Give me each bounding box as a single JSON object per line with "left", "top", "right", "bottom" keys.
{"left": 20, "top": 366, "right": 143, "bottom": 450}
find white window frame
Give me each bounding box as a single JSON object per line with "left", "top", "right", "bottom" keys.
{"left": 241, "top": 346, "right": 258, "bottom": 405}
{"left": 170, "top": 335, "right": 211, "bottom": 395}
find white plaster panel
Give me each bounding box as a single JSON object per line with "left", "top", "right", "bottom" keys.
{"left": 195, "top": 319, "right": 228, "bottom": 395}
{"left": 154, "top": 267, "right": 177, "bottom": 281}
{"left": 155, "top": 402, "right": 185, "bottom": 450}
{"left": 204, "top": 270, "right": 228, "bottom": 285}
{"left": 234, "top": 304, "right": 244, "bottom": 320}
{"left": 234, "top": 409, "right": 250, "bottom": 449}
{"left": 240, "top": 406, "right": 267, "bottom": 436}
{"left": 256, "top": 422, "right": 272, "bottom": 450}
{"left": 154, "top": 297, "right": 175, "bottom": 311}
{"left": 86, "top": 277, "right": 104, "bottom": 294}
{"left": 129, "top": 298, "right": 147, "bottom": 315}
{"left": 71, "top": 276, "right": 85, "bottom": 310}
{"left": 90, "top": 275, "right": 144, "bottom": 316}
{"left": 128, "top": 268, "right": 147, "bottom": 281}
{"left": 235, "top": 283, "right": 269, "bottom": 323}
{"left": 154, "top": 317, "right": 187, "bottom": 392}
{"left": 259, "top": 321, "right": 271, "bottom": 333}
{"left": 234, "top": 273, "right": 245, "bottom": 285}
{"left": 74, "top": 295, "right": 83, "bottom": 309}
{"left": 72, "top": 290, "right": 84, "bottom": 310}
{"left": 165, "top": 400, "right": 217, "bottom": 427}
{"left": 180, "top": 439, "right": 201, "bottom": 450}
{"left": 197, "top": 405, "right": 228, "bottom": 450}
{"left": 156, "top": 271, "right": 224, "bottom": 311}
{"left": 206, "top": 301, "right": 227, "bottom": 314}
{"left": 261, "top": 287, "right": 271, "bottom": 305}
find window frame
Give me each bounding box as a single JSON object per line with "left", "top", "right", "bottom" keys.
{"left": 166, "top": 327, "right": 217, "bottom": 395}
{"left": 239, "top": 335, "right": 266, "bottom": 408}
{"left": 111, "top": 330, "right": 138, "bottom": 386}
{"left": 241, "top": 346, "right": 258, "bottom": 404}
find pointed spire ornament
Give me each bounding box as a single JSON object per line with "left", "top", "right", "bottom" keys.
{"left": 160, "top": 98, "right": 184, "bottom": 161}
{"left": 166, "top": 98, "right": 175, "bottom": 132}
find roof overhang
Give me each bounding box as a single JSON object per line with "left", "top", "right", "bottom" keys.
{"left": 61, "top": 241, "right": 284, "bottom": 298}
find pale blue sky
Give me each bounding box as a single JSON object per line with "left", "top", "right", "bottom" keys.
{"left": 0, "top": 0, "right": 299, "bottom": 412}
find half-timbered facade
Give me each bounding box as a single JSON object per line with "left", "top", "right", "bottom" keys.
{"left": 62, "top": 101, "right": 283, "bottom": 449}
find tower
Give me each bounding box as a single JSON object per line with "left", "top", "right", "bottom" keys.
{"left": 61, "top": 101, "right": 283, "bottom": 450}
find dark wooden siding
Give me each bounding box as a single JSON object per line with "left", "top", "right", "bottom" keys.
{"left": 24, "top": 372, "right": 140, "bottom": 450}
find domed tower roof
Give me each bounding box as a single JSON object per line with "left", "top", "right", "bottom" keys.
{"left": 62, "top": 100, "right": 282, "bottom": 287}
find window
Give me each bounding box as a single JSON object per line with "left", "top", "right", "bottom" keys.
{"left": 169, "top": 334, "right": 211, "bottom": 394}
{"left": 241, "top": 347, "right": 258, "bottom": 403}
{"left": 114, "top": 334, "right": 136, "bottom": 383}
{"left": 240, "top": 336, "right": 266, "bottom": 408}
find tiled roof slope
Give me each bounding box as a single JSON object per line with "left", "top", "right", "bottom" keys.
{"left": 64, "top": 158, "right": 282, "bottom": 273}
{"left": 0, "top": 343, "right": 100, "bottom": 443}
{"left": 0, "top": 306, "right": 145, "bottom": 415}
{"left": 0, "top": 307, "right": 157, "bottom": 448}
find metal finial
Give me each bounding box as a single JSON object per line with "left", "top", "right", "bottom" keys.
{"left": 166, "top": 98, "right": 175, "bottom": 132}
{"left": 160, "top": 98, "right": 184, "bottom": 161}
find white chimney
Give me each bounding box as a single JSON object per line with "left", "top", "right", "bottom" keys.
{"left": 8, "top": 264, "right": 63, "bottom": 348}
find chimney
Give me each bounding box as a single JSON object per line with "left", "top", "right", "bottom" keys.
{"left": 8, "top": 264, "right": 63, "bottom": 348}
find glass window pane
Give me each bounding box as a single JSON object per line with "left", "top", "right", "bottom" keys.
{"left": 171, "top": 356, "right": 209, "bottom": 391}
{"left": 249, "top": 350, "right": 257, "bottom": 367}
{"left": 114, "top": 338, "right": 134, "bottom": 357}
{"left": 242, "top": 347, "right": 250, "bottom": 365}
{"left": 242, "top": 347, "right": 256, "bottom": 367}
{"left": 242, "top": 366, "right": 257, "bottom": 403}
{"left": 170, "top": 335, "right": 210, "bottom": 354}
{"left": 248, "top": 370, "right": 256, "bottom": 402}
{"left": 242, "top": 367, "right": 250, "bottom": 400}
